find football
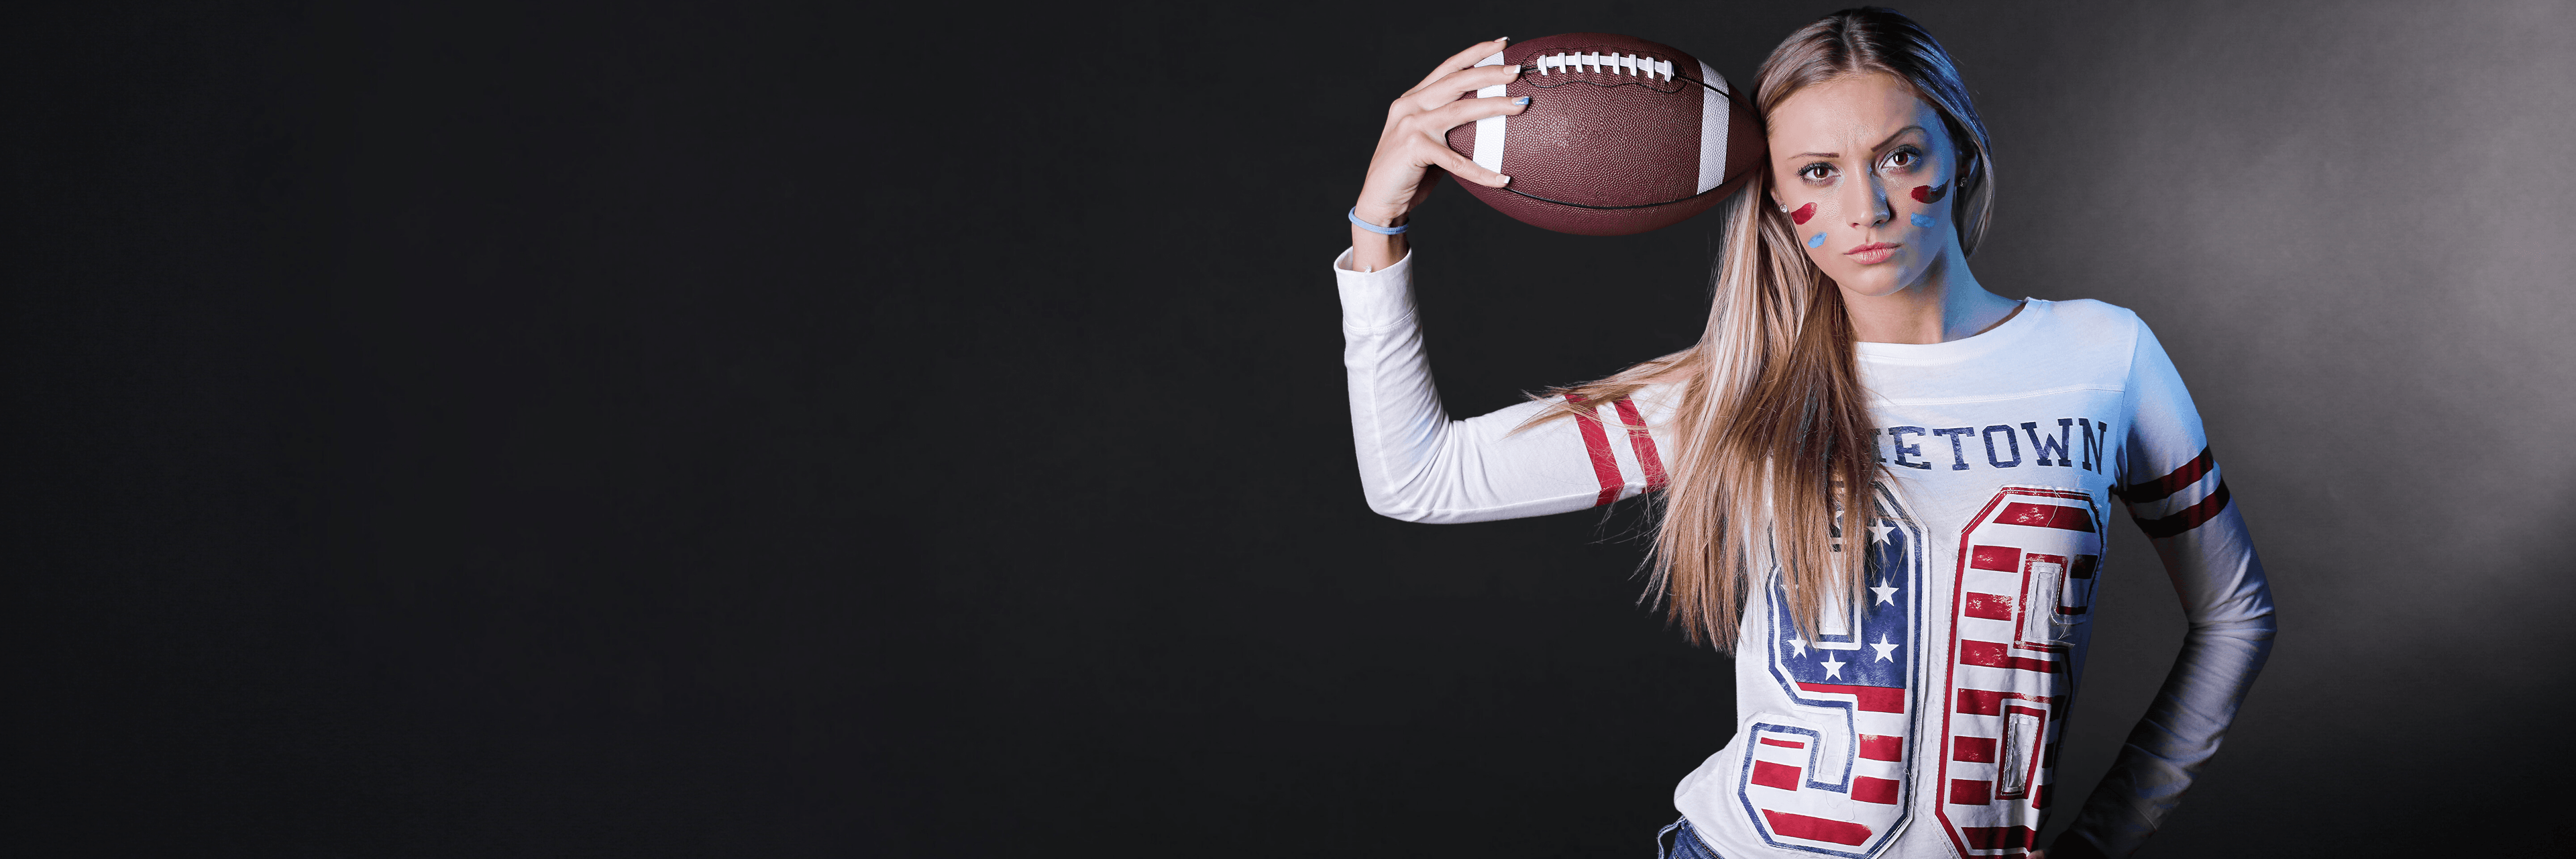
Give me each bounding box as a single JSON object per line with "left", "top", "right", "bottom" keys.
{"left": 1444, "top": 33, "right": 1766, "bottom": 236}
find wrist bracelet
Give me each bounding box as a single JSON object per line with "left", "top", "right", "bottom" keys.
{"left": 1348, "top": 207, "right": 1409, "bottom": 236}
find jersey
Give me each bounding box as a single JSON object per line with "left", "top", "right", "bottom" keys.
{"left": 1334, "top": 248, "right": 2274, "bottom": 858}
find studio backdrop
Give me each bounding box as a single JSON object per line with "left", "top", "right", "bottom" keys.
{"left": 9, "top": 1, "right": 2572, "bottom": 856}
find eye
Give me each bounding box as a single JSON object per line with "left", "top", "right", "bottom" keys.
{"left": 1798, "top": 162, "right": 1835, "bottom": 183}
{"left": 1879, "top": 146, "right": 1923, "bottom": 172}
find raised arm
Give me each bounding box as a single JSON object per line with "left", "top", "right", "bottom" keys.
{"left": 1338, "top": 250, "right": 1668, "bottom": 523}
{"left": 1335, "top": 40, "right": 1668, "bottom": 523}
{"left": 2053, "top": 319, "right": 2277, "bottom": 858}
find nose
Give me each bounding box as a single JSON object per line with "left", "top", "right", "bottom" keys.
{"left": 1849, "top": 170, "right": 1892, "bottom": 229}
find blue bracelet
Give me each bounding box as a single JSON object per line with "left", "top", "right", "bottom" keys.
{"left": 1348, "top": 207, "right": 1409, "bottom": 235}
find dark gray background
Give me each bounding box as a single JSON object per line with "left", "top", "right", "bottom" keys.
{"left": 8, "top": 1, "right": 2570, "bottom": 856}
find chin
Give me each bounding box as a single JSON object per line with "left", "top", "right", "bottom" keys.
{"left": 1827, "top": 270, "right": 1904, "bottom": 298}
{"left": 1823, "top": 261, "right": 1927, "bottom": 299}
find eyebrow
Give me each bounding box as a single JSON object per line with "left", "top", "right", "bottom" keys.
{"left": 1788, "top": 125, "right": 1929, "bottom": 160}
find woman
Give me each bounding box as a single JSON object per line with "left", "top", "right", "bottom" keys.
{"left": 1336, "top": 9, "right": 2273, "bottom": 858}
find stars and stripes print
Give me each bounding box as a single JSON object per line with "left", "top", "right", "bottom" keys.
{"left": 1934, "top": 486, "right": 2104, "bottom": 858}
{"left": 1734, "top": 484, "right": 1923, "bottom": 857}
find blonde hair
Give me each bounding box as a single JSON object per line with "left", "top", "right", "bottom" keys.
{"left": 1527, "top": 7, "right": 1997, "bottom": 650}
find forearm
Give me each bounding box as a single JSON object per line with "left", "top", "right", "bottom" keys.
{"left": 1336, "top": 248, "right": 1652, "bottom": 523}
{"left": 2059, "top": 507, "right": 2275, "bottom": 855}
{"left": 1350, "top": 219, "right": 1406, "bottom": 272}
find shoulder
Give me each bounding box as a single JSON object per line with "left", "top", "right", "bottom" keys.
{"left": 2033, "top": 297, "right": 2149, "bottom": 342}
{"left": 1990, "top": 298, "right": 2153, "bottom": 383}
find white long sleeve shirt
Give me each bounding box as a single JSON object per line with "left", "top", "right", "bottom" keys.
{"left": 1337, "top": 248, "right": 2273, "bottom": 858}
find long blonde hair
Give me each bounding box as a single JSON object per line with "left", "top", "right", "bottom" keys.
{"left": 1527, "top": 7, "right": 1997, "bottom": 650}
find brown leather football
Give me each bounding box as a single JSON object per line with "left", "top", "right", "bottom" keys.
{"left": 1444, "top": 33, "right": 1766, "bottom": 236}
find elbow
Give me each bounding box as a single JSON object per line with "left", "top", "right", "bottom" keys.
{"left": 1362, "top": 490, "right": 1435, "bottom": 523}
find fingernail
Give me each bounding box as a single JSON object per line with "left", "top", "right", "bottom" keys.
{"left": 1505, "top": 64, "right": 1521, "bottom": 74}
{"left": 1500, "top": 175, "right": 1513, "bottom": 185}
{"left": 1512, "top": 95, "right": 1530, "bottom": 106}
{"left": 1496, "top": 36, "right": 1509, "bottom": 44}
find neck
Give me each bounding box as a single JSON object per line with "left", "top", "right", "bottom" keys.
{"left": 1837, "top": 242, "right": 2019, "bottom": 344}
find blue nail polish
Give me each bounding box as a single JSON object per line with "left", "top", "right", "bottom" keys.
{"left": 1806, "top": 232, "right": 1827, "bottom": 248}
{"left": 1910, "top": 213, "right": 1934, "bottom": 228}
{"left": 1513, "top": 95, "right": 1531, "bottom": 106}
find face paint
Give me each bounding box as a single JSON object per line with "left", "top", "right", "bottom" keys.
{"left": 1909, "top": 183, "right": 1947, "bottom": 204}
{"left": 1806, "top": 232, "right": 1828, "bottom": 249}
{"left": 1910, "top": 213, "right": 1935, "bottom": 228}
{"left": 1790, "top": 202, "right": 1817, "bottom": 225}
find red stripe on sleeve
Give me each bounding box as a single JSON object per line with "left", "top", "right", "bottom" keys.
{"left": 2117, "top": 446, "right": 2214, "bottom": 503}
{"left": 1566, "top": 395, "right": 1623, "bottom": 507}
{"left": 2133, "top": 480, "right": 2231, "bottom": 539}
{"left": 1611, "top": 399, "right": 1666, "bottom": 491}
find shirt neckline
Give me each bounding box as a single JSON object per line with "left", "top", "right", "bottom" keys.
{"left": 1853, "top": 298, "right": 2049, "bottom": 366}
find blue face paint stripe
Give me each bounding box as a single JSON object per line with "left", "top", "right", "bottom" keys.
{"left": 1910, "top": 213, "right": 1935, "bottom": 228}
{"left": 1807, "top": 232, "right": 1827, "bottom": 248}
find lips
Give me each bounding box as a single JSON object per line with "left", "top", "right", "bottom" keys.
{"left": 1844, "top": 242, "right": 1901, "bottom": 264}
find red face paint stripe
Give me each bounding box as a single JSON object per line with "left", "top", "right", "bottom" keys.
{"left": 2133, "top": 481, "right": 2232, "bottom": 538}
{"left": 1759, "top": 810, "right": 1873, "bottom": 846}
{"left": 1911, "top": 183, "right": 1947, "bottom": 203}
{"left": 1564, "top": 395, "right": 1623, "bottom": 507}
{"left": 2117, "top": 446, "right": 2216, "bottom": 503}
{"left": 1609, "top": 399, "right": 1666, "bottom": 491}
{"left": 1790, "top": 202, "right": 1816, "bottom": 224}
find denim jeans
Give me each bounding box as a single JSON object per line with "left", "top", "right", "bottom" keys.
{"left": 1656, "top": 816, "right": 1722, "bottom": 859}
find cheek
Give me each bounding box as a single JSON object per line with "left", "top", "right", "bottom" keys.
{"left": 1907, "top": 183, "right": 1949, "bottom": 228}
{"left": 1806, "top": 231, "right": 1829, "bottom": 249}
{"left": 1790, "top": 203, "right": 1817, "bottom": 225}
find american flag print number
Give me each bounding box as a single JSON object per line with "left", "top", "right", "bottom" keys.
{"left": 1737, "top": 484, "right": 1923, "bottom": 856}
{"left": 1935, "top": 486, "right": 2104, "bottom": 857}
